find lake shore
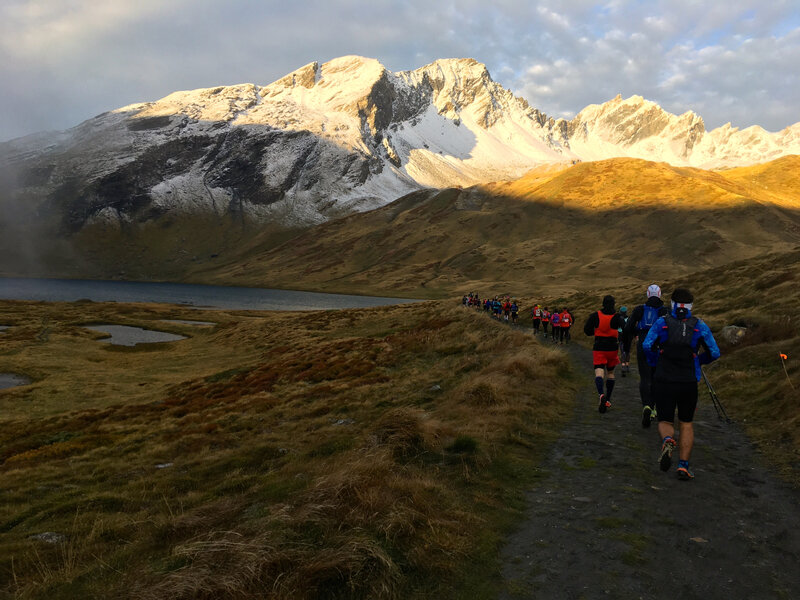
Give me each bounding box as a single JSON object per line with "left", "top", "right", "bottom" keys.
{"left": 0, "top": 277, "right": 424, "bottom": 311}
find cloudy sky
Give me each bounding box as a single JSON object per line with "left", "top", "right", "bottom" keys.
{"left": 2, "top": 0, "right": 799, "bottom": 142}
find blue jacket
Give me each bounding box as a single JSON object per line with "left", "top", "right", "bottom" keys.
{"left": 642, "top": 307, "right": 721, "bottom": 382}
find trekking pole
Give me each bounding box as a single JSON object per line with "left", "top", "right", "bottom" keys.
{"left": 701, "top": 368, "right": 732, "bottom": 423}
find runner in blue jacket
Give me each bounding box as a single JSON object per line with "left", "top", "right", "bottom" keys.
{"left": 642, "top": 287, "right": 721, "bottom": 480}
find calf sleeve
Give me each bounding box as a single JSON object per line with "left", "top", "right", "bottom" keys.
{"left": 595, "top": 376, "right": 605, "bottom": 395}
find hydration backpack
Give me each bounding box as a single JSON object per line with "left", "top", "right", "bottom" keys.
{"left": 656, "top": 316, "right": 699, "bottom": 381}
{"left": 638, "top": 305, "right": 659, "bottom": 331}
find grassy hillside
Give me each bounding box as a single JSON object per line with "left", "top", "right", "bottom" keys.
{"left": 721, "top": 155, "right": 800, "bottom": 206}
{"left": 0, "top": 299, "right": 575, "bottom": 599}
{"left": 3, "top": 157, "right": 798, "bottom": 300}
{"left": 195, "top": 157, "right": 800, "bottom": 298}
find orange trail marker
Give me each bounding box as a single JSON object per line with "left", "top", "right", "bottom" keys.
{"left": 779, "top": 352, "right": 794, "bottom": 389}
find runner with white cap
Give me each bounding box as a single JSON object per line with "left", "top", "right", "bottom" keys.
{"left": 624, "top": 284, "right": 669, "bottom": 427}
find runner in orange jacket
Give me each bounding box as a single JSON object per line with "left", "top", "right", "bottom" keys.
{"left": 583, "top": 295, "right": 624, "bottom": 413}
{"left": 559, "top": 308, "right": 573, "bottom": 344}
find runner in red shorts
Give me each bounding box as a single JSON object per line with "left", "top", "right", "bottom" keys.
{"left": 583, "top": 295, "right": 624, "bottom": 413}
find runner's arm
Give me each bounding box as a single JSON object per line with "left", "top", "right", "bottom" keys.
{"left": 641, "top": 317, "right": 665, "bottom": 351}
{"left": 623, "top": 306, "right": 642, "bottom": 337}
{"left": 697, "top": 321, "right": 721, "bottom": 364}
{"left": 583, "top": 313, "right": 598, "bottom": 336}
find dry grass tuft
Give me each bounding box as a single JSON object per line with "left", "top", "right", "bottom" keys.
{"left": 733, "top": 315, "right": 797, "bottom": 349}
{"left": 494, "top": 354, "right": 539, "bottom": 379}
{"left": 146, "top": 531, "right": 400, "bottom": 600}
{"left": 462, "top": 378, "right": 504, "bottom": 406}
{"left": 370, "top": 409, "right": 428, "bottom": 461}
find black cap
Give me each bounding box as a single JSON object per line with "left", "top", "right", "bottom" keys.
{"left": 671, "top": 288, "right": 694, "bottom": 304}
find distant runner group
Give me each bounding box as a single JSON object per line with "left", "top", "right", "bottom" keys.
{"left": 461, "top": 293, "right": 574, "bottom": 344}
{"left": 462, "top": 284, "right": 722, "bottom": 481}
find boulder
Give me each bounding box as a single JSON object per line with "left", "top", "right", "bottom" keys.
{"left": 720, "top": 325, "right": 747, "bottom": 345}
{"left": 29, "top": 532, "right": 66, "bottom": 544}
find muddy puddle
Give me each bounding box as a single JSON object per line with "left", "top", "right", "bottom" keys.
{"left": 85, "top": 325, "right": 187, "bottom": 347}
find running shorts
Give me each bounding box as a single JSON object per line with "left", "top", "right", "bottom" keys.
{"left": 654, "top": 381, "right": 698, "bottom": 423}
{"left": 592, "top": 350, "right": 619, "bottom": 369}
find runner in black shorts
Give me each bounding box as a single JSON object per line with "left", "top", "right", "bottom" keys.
{"left": 643, "top": 288, "right": 721, "bottom": 480}
{"left": 654, "top": 382, "right": 698, "bottom": 424}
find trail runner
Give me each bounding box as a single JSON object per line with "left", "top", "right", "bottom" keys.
{"left": 643, "top": 287, "right": 721, "bottom": 480}
{"left": 532, "top": 304, "right": 542, "bottom": 335}
{"left": 624, "top": 284, "right": 669, "bottom": 428}
{"left": 550, "top": 309, "right": 561, "bottom": 341}
{"left": 583, "top": 295, "right": 624, "bottom": 413}
{"left": 560, "top": 308, "right": 572, "bottom": 344}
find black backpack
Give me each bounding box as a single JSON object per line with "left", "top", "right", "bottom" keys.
{"left": 655, "top": 316, "right": 699, "bottom": 382}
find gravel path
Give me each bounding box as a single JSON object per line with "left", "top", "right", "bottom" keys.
{"left": 499, "top": 338, "right": 800, "bottom": 600}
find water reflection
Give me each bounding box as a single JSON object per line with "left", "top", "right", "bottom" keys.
{"left": 0, "top": 373, "right": 32, "bottom": 390}
{"left": 85, "top": 325, "right": 187, "bottom": 346}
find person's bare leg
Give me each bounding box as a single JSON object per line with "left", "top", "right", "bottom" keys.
{"left": 678, "top": 421, "right": 694, "bottom": 461}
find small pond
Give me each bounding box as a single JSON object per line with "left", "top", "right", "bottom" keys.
{"left": 161, "top": 319, "right": 216, "bottom": 326}
{"left": 85, "top": 325, "right": 187, "bottom": 347}
{"left": 0, "top": 373, "right": 32, "bottom": 390}
{"left": 0, "top": 326, "right": 9, "bottom": 333}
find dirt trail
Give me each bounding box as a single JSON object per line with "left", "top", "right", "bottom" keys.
{"left": 499, "top": 336, "right": 800, "bottom": 600}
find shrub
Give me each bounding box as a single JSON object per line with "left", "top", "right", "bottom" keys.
{"left": 446, "top": 435, "right": 478, "bottom": 454}
{"left": 370, "top": 409, "right": 426, "bottom": 461}
{"left": 459, "top": 379, "right": 503, "bottom": 406}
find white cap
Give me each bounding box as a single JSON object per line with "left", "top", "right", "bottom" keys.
{"left": 646, "top": 284, "right": 661, "bottom": 298}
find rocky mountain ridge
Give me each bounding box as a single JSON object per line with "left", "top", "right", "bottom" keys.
{"left": 1, "top": 55, "right": 798, "bottom": 238}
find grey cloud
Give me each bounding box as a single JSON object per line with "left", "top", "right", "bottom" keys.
{"left": 0, "top": 0, "right": 798, "bottom": 141}
{"left": 509, "top": 1, "right": 800, "bottom": 130}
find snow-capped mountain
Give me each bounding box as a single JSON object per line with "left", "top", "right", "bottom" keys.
{"left": 566, "top": 94, "right": 800, "bottom": 166}
{"left": 1, "top": 55, "right": 798, "bottom": 233}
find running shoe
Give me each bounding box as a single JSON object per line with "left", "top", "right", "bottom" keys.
{"left": 659, "top": 437, "right": 676, "bottom": 472}
{"left": 641, "top": 405, "right": 653, "bottom": 428}
{"left": 598, "top": 393, "right": 610, "bottom": 414}
{"left": 677, "top": 466, "right": 694, "bottom": 480}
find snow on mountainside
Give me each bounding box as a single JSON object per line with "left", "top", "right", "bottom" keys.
{"left": 1, "top": 55, "right": 798, "bottom": 234}
{"left": 566, "top": 94, "right": 800, "bottom": 168}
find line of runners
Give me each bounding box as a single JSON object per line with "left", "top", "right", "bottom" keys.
{"left": 463, "top": 284, "right": 722, "bottom": 481}
{"left": 583, "top": 284, "right": 721, "bottom": 482}
{"left": 461, "top": 293, "right": 575, "bottom": 344}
